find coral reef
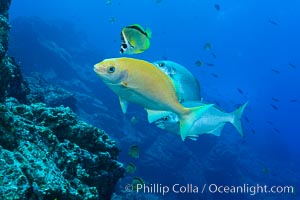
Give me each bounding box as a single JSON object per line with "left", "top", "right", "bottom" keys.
{"left": 0, "top": 1, "right": 125, "bottom": 199}
{"left": 0, "top": 0, "right": 29, "bottom": 103}
{"left": 0, "top": 97, "right": 124, "bottom": 199}
{"left": 0, "top": 0, "right": 11, "bottom": 57}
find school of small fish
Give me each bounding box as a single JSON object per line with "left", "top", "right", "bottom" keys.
{"left": 94, "top": 23, "right": 249, "bottom": 142}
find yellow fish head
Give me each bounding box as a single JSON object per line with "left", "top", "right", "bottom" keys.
{"left": 94, "top": 58, "right": 128, "bottom": 85}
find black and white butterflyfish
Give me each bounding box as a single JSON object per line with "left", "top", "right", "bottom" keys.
{"left": 120, "top": 24, "right": 151, "bottom": 54}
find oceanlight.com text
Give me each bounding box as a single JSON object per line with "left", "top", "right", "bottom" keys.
{"left": 208, "top": 184, "right": 294, "bottom": 195}
{"left": 124, "top": 183, "right": 295, "bottom": 196}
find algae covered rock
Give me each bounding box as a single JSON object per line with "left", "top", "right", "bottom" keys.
{"left": 0, "top": 98, "right": 124, "bottom": 199}
{"left": 0, "top": 0, "right": 10, "bottom": 58}
{"left": 0, "top": 0, "right": 11, "bottom": 15}
{"left": 0, "top": 0, "right": 29, "bottom": 103}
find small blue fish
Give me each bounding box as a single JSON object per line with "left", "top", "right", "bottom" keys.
{"left": 289, "top": 99, "right": 298, "bottom": 103}
{"left": 273, "top": 128, "right": 280, "bottom": 133}
{"left": 270, "top": 104, "right": 278, "bottom": 110}
{"left": 288, "top": 62, "right": 296, "bottom": 68}
{"left": 271, "top": 97, "right": 280, "bottom": 102}
{"left": 237, "top": 88, "right": 244, "bottom": 95}
{"left": 205, "top": 62, "right": 215, "bottom": 67}
{"left": 210, "top": 73, "right": 219, "bottom": 78}
{"left": 271, "top": 69, "right": 280, "bottom": 74}
{"left": 195, "top": 60, "right": 202, "bottom": 67}
{"left": 214, "top": 4, "right": 220, "bottom": 11}
{"left": 245, "top": 116, "right": 250, "bottom": 123}
{"left": 204, "top": 42, "right": 212, "bottom": 51}
{"left": 268, "top": 19, "right": 278, "bottom": 26}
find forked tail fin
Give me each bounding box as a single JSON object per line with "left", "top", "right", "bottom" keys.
{"left": 231, "top": 102, "right": 248, "bottom": 137}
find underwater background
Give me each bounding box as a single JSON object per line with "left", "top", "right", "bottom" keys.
{"left": 2, "top": 0, "right": 299, "bottom": 199}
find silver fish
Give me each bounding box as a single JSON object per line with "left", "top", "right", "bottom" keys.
{"left": 152, "top": 60, "right": 201, "bottom": 102}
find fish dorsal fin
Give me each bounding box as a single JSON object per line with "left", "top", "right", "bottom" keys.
{"left": 126, "top": 24, "right": 151, "bottom": 38}
{"left": 208, "top": 124, "right": 225, "bottom": 137}
{"left": 146, "top": 109, "right": 172, "bottom": 123}
{"left": 145, "top": 28, "right": 152, "bottom": 38}
{"left": 126, "top": 24, "right": 145, "bottom": 34}
{"left": 119, "top": 97, "right": 128, "bottom": 114}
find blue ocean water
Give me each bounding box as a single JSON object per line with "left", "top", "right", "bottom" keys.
{"left": 8, "top": 0, "right": 299, "bottom": 199}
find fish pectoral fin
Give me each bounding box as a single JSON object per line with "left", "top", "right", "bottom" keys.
{"left": 119, "top": 97, "right": 129, "bottom": 114}
{"left": 187, "top": 135, "right": 199, "bottom": 141}
{"left": 121, "top": 81, "right": 139, "bottom": 90}
{"left": 155, "top": 122, "right": 166, "bottom": 129}
{"left": 121, "top": 81, "right": 128, "bottom": 87}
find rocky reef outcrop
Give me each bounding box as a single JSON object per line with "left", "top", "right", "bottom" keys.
{"left": 0, "top": 97, "right": 124, "bottom": 199}
{"left": 0, "top": 0, "right": 29, "bottom": 103}
{"left": 0, "top": 1, "right": 124, "bottom": 199}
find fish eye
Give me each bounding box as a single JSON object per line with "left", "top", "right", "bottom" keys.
{"left": 122, "top": 43, "right": 127, "bottom": 48}
{"left": 107, "top": 66, "right": 115, "bottom": 73}
{"left": 163, "top": 116, "right": 169, "bottom": 121}
{"left": 159, "top": 63, "right": 165, "bottom": 67}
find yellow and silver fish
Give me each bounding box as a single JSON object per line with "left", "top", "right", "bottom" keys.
{"left": 94, "top": 57, "right": 213, "bottom": 141}
{"left": 120, "top": 24, "right": 151, "bottom": 54}
{"left": 147, "top": 60, "right": 247, "bottom": 140}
